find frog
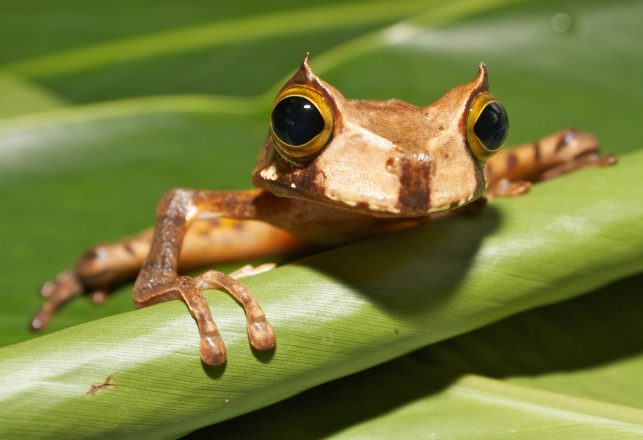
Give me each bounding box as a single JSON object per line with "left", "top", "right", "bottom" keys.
{"left": 31, "top": 55, "right": 616, "bottom": 365}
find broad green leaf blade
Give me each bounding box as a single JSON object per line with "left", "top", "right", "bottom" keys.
{"left": 0, "top": 1, "right": 351, "bottom": 64}
{"left": 0, "top": 73, "right": 67, "bottom": 118}
{"left": 0, "top": 1, "right": 446, "bottom": 114}
{"left": 192, "top": 275, "right": 643, "bottom": 439}
{"left": 2, "top": 1, "right": 440, "bottom": 103}
{"left": 1, "top": 151, "right": 642, "bottom": 438}
{"left": 324, "top": 374, "right": 643, "bottom": 439}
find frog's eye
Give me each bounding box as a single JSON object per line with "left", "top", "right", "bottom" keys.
{"left": 466, "top": 92, "right": 509, "bottom": 161}
{"left": 270, "top": 85, "right": 334, "bottom": 163}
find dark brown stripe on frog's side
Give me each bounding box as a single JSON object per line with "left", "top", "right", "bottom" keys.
{"left": 485, "top": 161, "right": 495, "bottom": 181}
{"left": 208, "top": 217, "right": 220, "bottom": 226}
{"left": 396, "top": 157, "right": 431, "bottom": 213}
{"left": 123, "top": 241, "right": 136, "bottom": 256}
{"left": 506, "top": 152, "right": 518, "bottom": 172}
{"left": 533, "top": 141, "right": 541, "bottom": 162}
{"left": 84, "top": 248, "right": 99, "bottom": 260}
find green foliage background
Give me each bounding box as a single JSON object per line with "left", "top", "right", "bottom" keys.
{"left": 0, "top": 0, "right": 642, "bottom": 438}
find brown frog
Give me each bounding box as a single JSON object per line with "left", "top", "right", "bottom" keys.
{"left": 32, "top": 55, "right": 615, "bottom": 365}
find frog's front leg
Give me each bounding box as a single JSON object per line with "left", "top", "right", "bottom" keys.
{"left": 31, "top": 214, "right": 305, "bottom": 332}
{"left": 485, "top": 129, "right": 617, "bottom": 197}
{"left": 132, "top": 188, "right": 281, "bottom": 365}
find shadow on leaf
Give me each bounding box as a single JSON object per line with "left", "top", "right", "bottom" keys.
{"left": 188, "top": 273, "right": 643, "bottom": 439}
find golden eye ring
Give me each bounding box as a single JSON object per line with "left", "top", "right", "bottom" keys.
{"left": 466, "top": 92, "right": 509, "bottom": 161}
{"left": 270, "top": 85, "right": 334, "bottom": 164}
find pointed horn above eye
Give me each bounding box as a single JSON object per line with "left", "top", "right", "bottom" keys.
{"left": 301, "top": 52, "right": 311, "bottom": 70}
{"left": 276, "top": 52, "right": 337, "bottom": 103}
{"left": 289, "top": 52, "right": 315, "bottom": 83}
{"left": 473, "top": 62, "right": 489, "bottom": 89}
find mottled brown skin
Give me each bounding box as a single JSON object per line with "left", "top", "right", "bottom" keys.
{"left": 32, "top": 56, "right": 615, "bottom": 365}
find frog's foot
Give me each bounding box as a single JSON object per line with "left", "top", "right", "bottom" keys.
{"left": 540, "top": 152, "right": 617, "bottom": 181}
{"left": 33, "top": 270, "right": 111, "bottom": 330}
{"left": 197, "top": 271, "right": 276, "bottom": 352}
{"left": 486, "top": 179, "right": 532, "bottom": 198}
{"left": 31, "top": 270, "right": 84, "bottom": 330}
{"left": 135, "top": 271, "right": 275, "bottom": 366}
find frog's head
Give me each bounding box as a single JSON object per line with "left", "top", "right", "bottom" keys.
{"left": 252, "top": 55, "right": 508, "bottom": 217}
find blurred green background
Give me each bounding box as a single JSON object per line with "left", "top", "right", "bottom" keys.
{"left": 1, "top": 0, "right": 642, "bottom": 437}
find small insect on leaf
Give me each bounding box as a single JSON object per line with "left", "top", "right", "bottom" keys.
{"left": 86, "top": 375, "right": 115, "bottom": 396}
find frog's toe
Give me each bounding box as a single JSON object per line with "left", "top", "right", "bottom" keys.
{"left": 200, "top": 330, "right": 227, "bottom": 365}
{"left": 39, "top": 280, "right": 55, "bottom": 298}
{"left": 30, "top": 310, "right": 49, "bottom": 331}
{"left": 39, "top": 270, "right": 79, "bottom": 298}
{"left": 88, "top": 290, "right": 108, "bottom": 304}
{"left": 247, "top": 318, "right": 276, "bottom": 351}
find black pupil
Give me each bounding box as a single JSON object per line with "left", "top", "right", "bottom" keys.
{"left": 271, "top": 96, "right": 325, "bottom": 146}
{"left": 474, "top": 101, "right": 509, "bottom": 150}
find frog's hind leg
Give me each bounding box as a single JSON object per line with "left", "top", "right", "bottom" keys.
{"left": 31, "top": 215, "right": 306, "bottom": 331}
{"left": 485, "top": 128, "right": 617, "bottom": 197}
{"left": 31, "top": 227, "right": 156, "bottom": 330}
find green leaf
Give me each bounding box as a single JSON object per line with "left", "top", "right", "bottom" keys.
{"left": 0, "top": 73, "right": 67, "bottom": 118}
{"left": 2, "top": 0, "right": 439, "bottom": 103}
